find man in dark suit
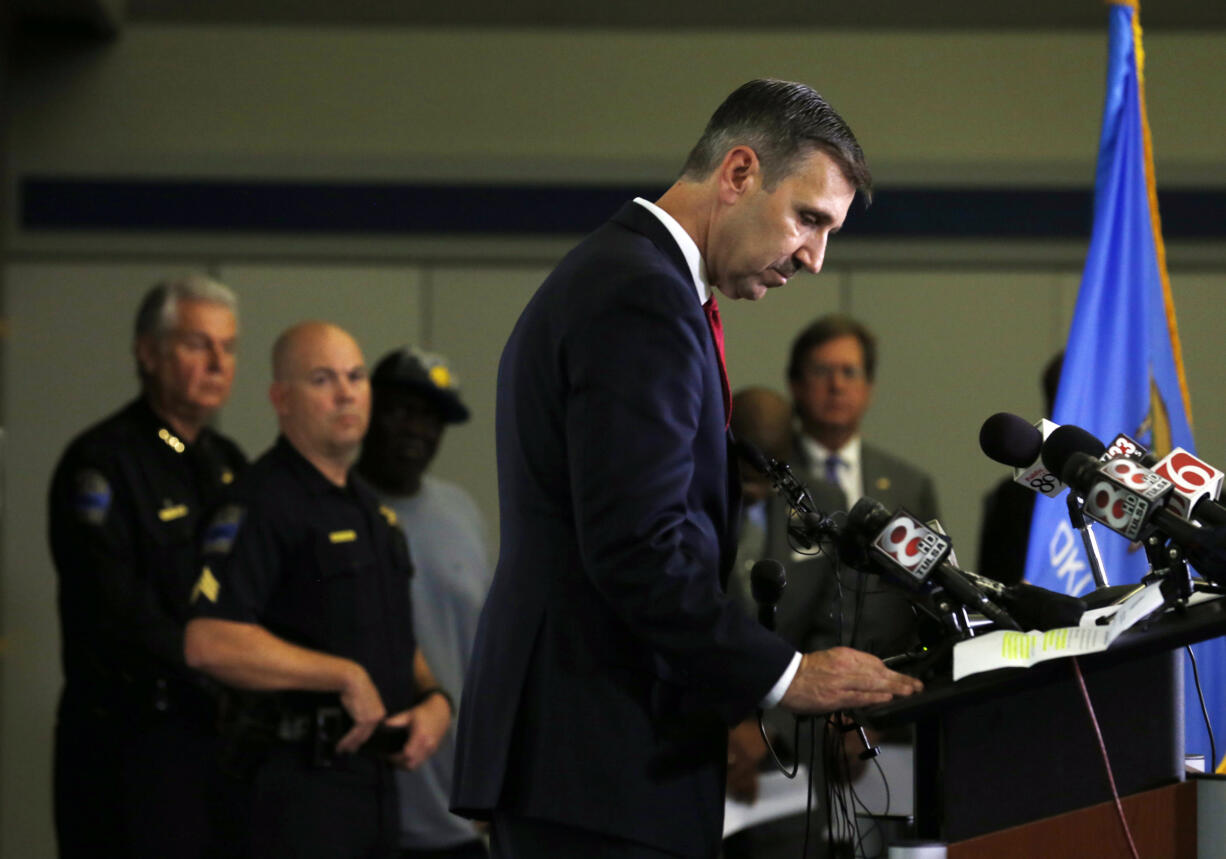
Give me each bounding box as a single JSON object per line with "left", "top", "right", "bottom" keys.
{"left": 451, "top": 79, "right": 921, "bottom": 858}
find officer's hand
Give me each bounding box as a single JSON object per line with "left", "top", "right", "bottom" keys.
{"left": 336, "top": 664, "right": 387, "bottom": 754}
{"left": 386, "top": 693, "right": 451, "bottom": 770}
{"left": 779, "top": 648, "right": 922, "bottom": 715}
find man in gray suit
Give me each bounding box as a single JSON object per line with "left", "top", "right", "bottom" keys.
{"left": 787, "top": 313, "right": 939, "bottom": 523}
{"left": 767, "top": 313, "right": 941, "bottom": 659}
{"left": 723, "top": 316, "right": 939, "bottom": 857}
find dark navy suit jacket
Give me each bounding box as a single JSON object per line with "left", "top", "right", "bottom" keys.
{"left": 451, "top": 201, "right": 795, "bottom": 856}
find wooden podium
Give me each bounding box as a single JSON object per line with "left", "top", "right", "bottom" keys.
{"left": 946, "top": 776, "right": 1226, "bottom": 858}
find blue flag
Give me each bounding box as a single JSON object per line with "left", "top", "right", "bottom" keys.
{"left": 1022, "top": 1, "right": 1222, "bottom": 764}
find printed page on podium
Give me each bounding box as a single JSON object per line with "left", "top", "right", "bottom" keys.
{"left": 951, "top": 580, "right": 1179, "bottom": 681}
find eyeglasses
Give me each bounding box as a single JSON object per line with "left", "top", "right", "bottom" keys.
{"left": 804, "top": 364, "right": 867, "bottom": 383}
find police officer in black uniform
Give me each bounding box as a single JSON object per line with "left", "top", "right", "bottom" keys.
{"left": 185, "top": 321, "right": 453, "bottom": 859}
{"left": 49, "top": 275, "right": 246, "bottom": 858}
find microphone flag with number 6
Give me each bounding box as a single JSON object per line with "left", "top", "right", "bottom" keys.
{"left": 1022, "top": 1, "right": 1221, "bottom": 764}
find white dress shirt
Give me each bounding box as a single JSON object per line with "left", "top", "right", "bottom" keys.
{"left": 631, "top": 197, "right": 801, "bottom": 707}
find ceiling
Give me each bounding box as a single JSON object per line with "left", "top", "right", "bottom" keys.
{"left": 17, "top": 0, "right": 1226, "bottom": 35}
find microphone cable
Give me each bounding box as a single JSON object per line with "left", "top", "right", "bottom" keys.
{"left": 821, "top": 713, "right": 893, "bottom": 859}
{"left": 756, "top": 708, "right": 803, "bottom": 780}
{"left": 1186, "top": 644, "right": 1218, "bottom": 774}
{"left": 1071, "top": 656, "right": 1140, "bottom": 859}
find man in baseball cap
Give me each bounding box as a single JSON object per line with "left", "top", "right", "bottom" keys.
{"left": 357, "top": 347, "right": 493, "bottom": 859}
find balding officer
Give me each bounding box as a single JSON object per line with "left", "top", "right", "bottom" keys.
{"left": 49, "top": 275, "right": 246, "bottom": 858}
{"left": 185, "top": 322, "right": 452, "bottom": 859}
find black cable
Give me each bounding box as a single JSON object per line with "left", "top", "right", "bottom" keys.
{"left": 825, "top": 715, "right": 868, "bottom": 858}
{"left": 845, "top": 753, "right": 890, "bottom": 858}
{"left": 758, "top": 709, "right": 802, "bottom": 779}
{"left": 802, "top": 715, "right": 817, "bottom": 858}
{"left": 823, "top": 715, "right": 842, "bottom": 858}
{"left": 1186, "top": 644, "right": 1218, "bottom": 771}
{"left": 841, "top": 752, "right": 880, "bottom": 859}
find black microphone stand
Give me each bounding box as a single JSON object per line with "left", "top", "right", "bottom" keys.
{"left": 1067, "top": 492, "right": 1110, "bottom": 588}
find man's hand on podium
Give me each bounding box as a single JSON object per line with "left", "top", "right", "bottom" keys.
{"left": 779, "top": 647, "right": 922, "bottom": 714}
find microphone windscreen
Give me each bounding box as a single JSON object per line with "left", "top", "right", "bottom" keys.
{"left": 1182, "top": 524, "right": 1226, "bottom": 586}
{"left": 1005, "top": 582, "right": 1087, "bottom": 630}
{"left": 979, "top": 412, "right": 1042, "bottom": 468}
{"left": 1041, "top": 425, "right": 1106, "bottom": 479}
{"left": 749, "top": 559, "right": 787, "bottom": 605}
{"left": 845, "top": 496, "right": 892, "bottom": 543}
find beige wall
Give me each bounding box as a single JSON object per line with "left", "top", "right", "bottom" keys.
{"left": 3, "top": 22, "right": 1226, "bottom": 858}
{"left": 8, "top": 26, "right": 1226, "bottom": 189}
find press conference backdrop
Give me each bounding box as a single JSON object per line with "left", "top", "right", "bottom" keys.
{"left": 6, "top": 21, "right": 1226, "bottom": 859}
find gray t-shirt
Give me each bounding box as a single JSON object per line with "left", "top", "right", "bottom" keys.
{"left": 380, "top": 476, "right": 493, "bottom": 849}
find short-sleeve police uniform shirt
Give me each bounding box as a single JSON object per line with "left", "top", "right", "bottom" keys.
{"left": 49, "top": 397, "right": 247, "bottom": 710}
{"left": 192, "top": 436, "right": 417, "bottom": 714}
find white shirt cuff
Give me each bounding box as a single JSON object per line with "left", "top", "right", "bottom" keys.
{"left": 761, "top": 651, "right": 802, "bottom": 708}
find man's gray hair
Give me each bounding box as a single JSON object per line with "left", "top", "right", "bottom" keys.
{"left": 133, "top": 275, "right": 237, "bottom": 382}
{"left": 134, "top": 274, "right": 237, "bottom": 343}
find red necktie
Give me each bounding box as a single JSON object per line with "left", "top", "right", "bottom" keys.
{"left": 703, "top": 296, "right": 731, "bottom": 427}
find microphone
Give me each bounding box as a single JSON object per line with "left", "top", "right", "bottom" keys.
{"left": 1047, "top": 422, "right": 1226, "bottom": 528}
{"left": 979, "top": 412, "right": 1042, "bottom": 468}
{"left": 1104, "top": 432, "right": 1148, "bottom": 462}
{"left": 735, "top": 439, "right": 773, "bottom": 477}
{"left": 979, "top": 412, "right": 1066, "bottom": 497}
{"left": 1039, "top": 424, "right": 1107, "bottom": 474}
{"left": 735, "top": 439, "right": 845, "bottom": 546}
{"left": 931, "top": 512, "right": 1084, "bottom": 628}
{"left": 1042, "top": 427, "right": 1197, "bottom": 545}
{"left": 750, "top": 559, "right": 787, "bottom": 631}
{"left": 843, "top": 498, "right": 1021, "bottom": 631}
{"left": 960, "top": 569, "right": 1087, "bottom": 630}
{"left": 1148, "top": 448, "right": 1226, "bottom": 527}
{"left": 1041, "top": 425, "right": 1226, "bottom": 536}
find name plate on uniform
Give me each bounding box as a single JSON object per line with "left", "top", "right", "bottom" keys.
{"left": 158, "top": 504, "right": 189, "bottom": 522}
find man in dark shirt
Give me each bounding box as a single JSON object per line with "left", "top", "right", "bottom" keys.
{"left": 186, "top": 321, "right": 452, "bottom": 859}
{"left": 48, "top": 275, "right": 246, "bottom": 858}
{"left": 977, "top": 351, "right": 1064, "bottom": 585}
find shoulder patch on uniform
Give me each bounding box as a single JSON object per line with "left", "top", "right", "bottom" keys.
{"left": 202, "top": 504, "right": 245, "bottom": 555}
{"left": 379, "top": 505, "right": 398, "bottom": 527}
{"left": 72, "top": 469, "right": 112, "bottom": 525}
{"left": 190, "top": 565, "right": 220, "bottom": 604}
